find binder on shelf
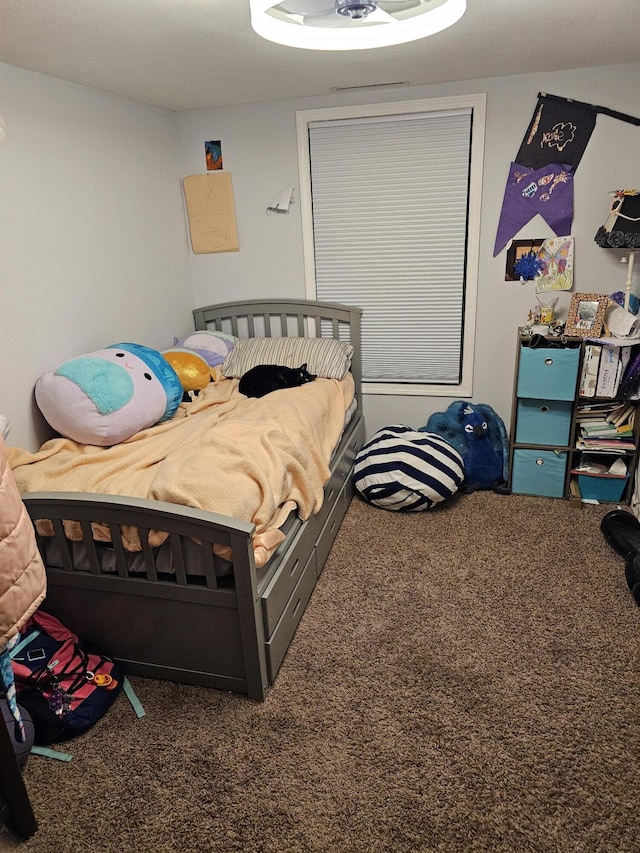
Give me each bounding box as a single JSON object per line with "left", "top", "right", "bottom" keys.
{"left": 595, "top": 345, "right": 620, "bottom": 398}
{"left": 579, "top": 344, "right": 602, "bottom": 398}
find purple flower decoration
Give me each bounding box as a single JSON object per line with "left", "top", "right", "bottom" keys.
{"left": 611, "top": 290, "right": 640, "bottom": 314}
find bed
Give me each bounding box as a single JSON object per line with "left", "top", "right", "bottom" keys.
{"left": 14, "top": 299, "right": 365, "bottom": 701}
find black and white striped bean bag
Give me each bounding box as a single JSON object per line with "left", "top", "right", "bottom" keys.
{"left": 353, "top": 425, "right": 464, "bottom": 511}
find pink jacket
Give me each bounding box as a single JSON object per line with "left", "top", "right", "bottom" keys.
{"left": 0, "top": 436, "right": 46, "bottom": 649}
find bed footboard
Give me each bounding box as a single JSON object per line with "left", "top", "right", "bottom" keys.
{"left": 23, "top": 494, "right": 271, "bottom": 700}
{"left": 23, "top": 411, "right": 364, "bottom": 700}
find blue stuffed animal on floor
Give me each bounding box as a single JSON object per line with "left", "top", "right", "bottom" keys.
{"left": 421, "top": 401, "right": 510, "bottom": 494}
{"left": 458, "top": 404, "right": 510, "bottom": 493}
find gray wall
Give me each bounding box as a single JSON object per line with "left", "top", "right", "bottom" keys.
{"left": 175, "top": 63, "right": 640, "bottom": 437}
{"left": 2, "top": 60, "right": 639, "bottom": 451}
{"left": 0, "top": 63, "right": 194, "bottom": 450}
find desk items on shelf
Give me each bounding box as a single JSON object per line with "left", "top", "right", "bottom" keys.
{"left": 508, "top": 333, "right": 639, "bottom": 505}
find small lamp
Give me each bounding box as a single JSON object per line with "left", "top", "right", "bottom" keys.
{"left": 594, "top": 189, "right": 640, "bottom": 311}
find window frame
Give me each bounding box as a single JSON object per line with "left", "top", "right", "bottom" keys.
{"left": 296, "top": 93, "right": 486, "bottom": 397}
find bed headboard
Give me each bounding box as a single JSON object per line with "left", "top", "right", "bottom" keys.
{"left": 192, "top": 299, "right": 362, "bottom": 399}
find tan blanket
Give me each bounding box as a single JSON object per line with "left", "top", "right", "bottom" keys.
{"left": 8, "top": 372, "right": 355, "bottom": 568}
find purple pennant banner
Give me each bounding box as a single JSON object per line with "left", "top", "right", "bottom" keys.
{"left": 493, "top": 162, "right": 574, "bottom": 257}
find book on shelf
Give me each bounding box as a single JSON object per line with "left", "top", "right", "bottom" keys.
{"left": 576, "top": 407, "right": 618, "bottom": 423}
{"left": 605, "top": 402, "right": 636, "bottom": 427}
{"left": 578, "top": 344, "right": 602, "bottom": 398}
{"left": 576, "top": 438, "right": 636, "bottom": 452}
{"left": 580, "top": 423, "right": 619, "bottom": 437}
{"left": 578, "top": 401, "right": 619, "bottom": 410}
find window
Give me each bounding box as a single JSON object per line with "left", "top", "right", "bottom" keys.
{"left": 296, "top": 94, "right": 485, "bottom": 396}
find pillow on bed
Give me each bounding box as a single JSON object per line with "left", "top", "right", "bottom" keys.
{"left": 222, "top": 337, "right": 353, "bottom": 380}
{"left": 35, "top": 343, "right": 183, "bottom": 446}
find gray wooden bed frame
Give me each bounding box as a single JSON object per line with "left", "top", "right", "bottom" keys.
{"left": 22, "top": 299, "right": 364, "bottom": 701}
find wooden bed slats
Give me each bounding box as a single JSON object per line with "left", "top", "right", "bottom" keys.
{"left": 169, "top": 533, "right": 187, "bottom": 586}
{"left": 199, "top": 542, "right": 219, "bottom": 589}
{"left": 193, "top": 299, "right": 363, "bottom": 398}
{"left": 79, "top": 520, "right": 101, "bottom": 575}
{"left": 28, "top": 494, "right": 253, "bottom": 590}
{"left": 107, "top": 523, "right": 129, "bottom": 579}
{"left": 215, "top": 311, "right": 309, "bottom": 340}
{"left": 138, "top": 527, "right": 159, "bottom": 583}
{"left": 49, "top": 519, "right": 73, "bottom": 573}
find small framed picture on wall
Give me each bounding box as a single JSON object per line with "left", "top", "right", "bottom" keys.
{"left": 505, "top": 239, "right": 545, "bottom": 281}
{"left": 205, "top": 140, "right": 223, "bottom": 171}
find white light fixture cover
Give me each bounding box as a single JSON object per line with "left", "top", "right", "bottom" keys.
{"left": 250, "top": 0, "right": 466, "bottom": 51}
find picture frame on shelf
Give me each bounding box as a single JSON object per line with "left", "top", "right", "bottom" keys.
{"left": 564, "top": 293, "right": 609, "bottom": 338}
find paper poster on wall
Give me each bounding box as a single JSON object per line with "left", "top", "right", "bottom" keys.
{"left": 183, "top": 172, "right": 239, "bottom": 254}
{"left": 205, "top": 140, "right": 223, "bottom": 171}
{"left": 534, "top": 236, "right": 574, "bottom": 293}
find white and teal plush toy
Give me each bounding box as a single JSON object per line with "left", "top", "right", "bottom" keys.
{"left": 35, "top": 343, "right": 183, "bottom": 446}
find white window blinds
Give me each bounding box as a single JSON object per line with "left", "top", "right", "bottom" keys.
{"left": 307, "top": 108, "right": 473, "bottom": 386}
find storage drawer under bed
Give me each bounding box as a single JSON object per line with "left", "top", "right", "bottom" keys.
{"left": 315, "top": 481, "right": 349, "bottom": 574}
{"left": 265, "top": 548, "right": 317, "bottom": 682}
{"left": 261, "top": 535, "right": 315, "bottom": 636}
{"left": 262, "top": 479, "right": 351, "bottom": 681}
{"left": 311, "top": 419, "right": 362, "bottom": 536}
{"left": 261, "top": 479, "right": 350, "bottom": 636}
{"left": 259, "top": 417, "right": 361, "bottom": 633}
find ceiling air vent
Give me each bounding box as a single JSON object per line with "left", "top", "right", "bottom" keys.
{"left": 330, "top": 81, "right": 409, "bottom": 92}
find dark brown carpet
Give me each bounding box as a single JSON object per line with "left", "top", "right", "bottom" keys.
{"left": 2, "top": 492, "right": 639, "bottom": 852}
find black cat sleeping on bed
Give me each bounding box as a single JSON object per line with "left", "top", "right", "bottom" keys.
{"left": 239, "top": 363, "right": 317, "bottom": 398}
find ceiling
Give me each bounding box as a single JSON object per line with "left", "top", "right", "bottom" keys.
{"left": 1, "top": 0, "right": 639, "bottom": 112}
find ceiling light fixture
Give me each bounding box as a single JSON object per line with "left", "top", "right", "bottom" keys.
{"left": 249, "top": 0, "right": 466, "bottom": 51}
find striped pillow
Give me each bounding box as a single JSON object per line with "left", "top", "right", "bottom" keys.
{"left": 222, "top": 337, "right": 353, "bottom": 380}
{"left": 353, "top": 425, "right": 464, "bottom": 512}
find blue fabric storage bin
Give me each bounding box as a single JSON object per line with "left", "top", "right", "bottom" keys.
{"left": 511, "top": 449, "right": 567, "bottom": 497}
{"left": 515, "top": 398, "right": 573, "bottom": 446}
{"left": 517, "top": 347, "right": 580, "bottom": 400}
{"left": 577, "top": 475, "right": 629, "bottom": 502}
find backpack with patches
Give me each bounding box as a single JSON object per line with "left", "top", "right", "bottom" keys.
{"left": 10, "top": 610, "right": 123, "bottom": 745}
